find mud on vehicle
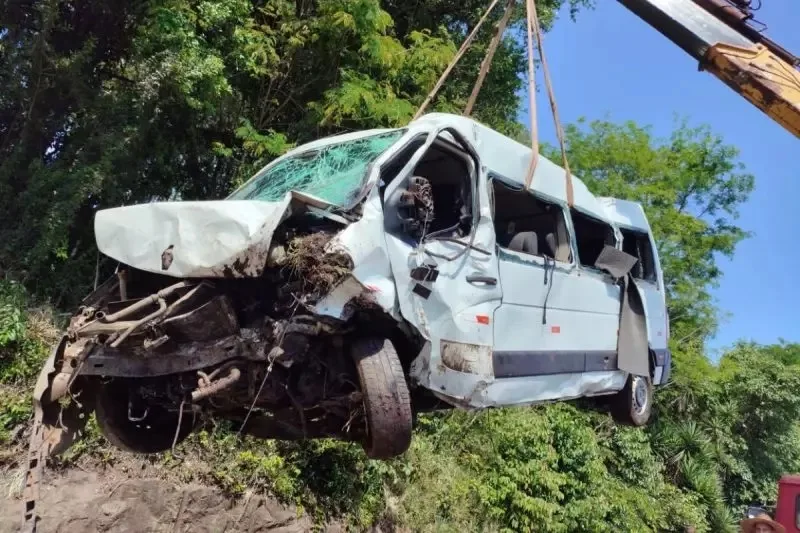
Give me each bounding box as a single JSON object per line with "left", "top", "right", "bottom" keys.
{"left": 32, "top": 113, "right": 671, "bottom": 462}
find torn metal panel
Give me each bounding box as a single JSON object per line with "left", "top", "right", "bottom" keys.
{"left": 28, "top": 335, "right": 94, "bottom": 461}
{"left": 382, "top": 126, "right": 503, "bottom": 344}
{"left": 23, "top": 336, "right": 94, "bottom": 533}
{"left": 617, "top": 275, "right": 650, "bottom": 377}
{"left": 594, "top": 245, "right": 638, "bottom": 280}
{"left": 409, "top": 341, "right": 432, "bottom": 382}
{"left": 313, "top": 276, "right": 365, "bottom": 321}
{"left": 32, "top": 336, "right": 65, "bottom": 409}
{"left": 95, "top": 195, "right": 294, "bottom": 278}
{"left": 659, "top": 350, "right": 672, "bottom": 384}
{"left": 385, "top": 219, "right": 502, "bottom": 341}
{"left": 331, "top": 188, "right": 399, "bottom": 317}
{"left": 407, "top": 296, "right": 500, "bottom": 397}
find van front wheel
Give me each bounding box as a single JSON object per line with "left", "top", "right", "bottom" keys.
{"left": 95, "top": 379, "right": 194, "bottom": 453}
{"left": 613, "top": 374, "right": 653, "bottom": 426}
{"left": 351, "top": 338, "right": 413, "bottom": 459}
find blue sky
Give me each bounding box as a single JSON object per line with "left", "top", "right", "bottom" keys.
{"left": 516, "top": 0, "right": 800, "bottom": 356}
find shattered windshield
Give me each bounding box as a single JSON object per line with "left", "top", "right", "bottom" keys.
{"left": 229, "top": 130, "right": 405, "bottom": 207}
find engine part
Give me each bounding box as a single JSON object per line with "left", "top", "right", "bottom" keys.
{"left": 191, "top": 366, "right": 241, "bottom": 401}
{"left": 111, "top": 297, "right": 167, "bottom": 347}
{"left": 74, "top": 281, "right": 196, "bottom": 342}
{"left": 96, "top": 281, "right": 192, "bottom": 324}
{"left": 163, "top": 293, "right": 239, "bottom": 341}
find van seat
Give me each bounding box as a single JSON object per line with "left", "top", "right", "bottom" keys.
{"left": 508, "top": 231, "right": 538, "bottom": 255}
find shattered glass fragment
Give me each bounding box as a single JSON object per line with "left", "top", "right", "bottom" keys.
{"left": 230, "top": 130, "right": 404, "bottom": 207}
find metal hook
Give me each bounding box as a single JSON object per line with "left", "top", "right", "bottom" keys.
{"left": 127, "top": 399, "right": 149, "bottom": 422}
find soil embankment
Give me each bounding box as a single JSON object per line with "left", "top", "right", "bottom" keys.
{"left": 0, "top": 467, "right": 332, "bottom": 533}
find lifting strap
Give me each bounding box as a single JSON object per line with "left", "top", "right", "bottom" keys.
{"left": 523, "top": 0, "right": 539, "bottom": 191}
{"left": 526, "top": 0, "right": 574, "bottom": 206}
{"left": 412, "top": 0, "right": 502, "bottom": 121}
{"left": 412, "top": 0, "right": 575, "bottom": 207}
{"left": 464, "top": 0, "right": 516, "bottom": 116}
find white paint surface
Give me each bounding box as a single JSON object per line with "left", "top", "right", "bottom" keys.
{"left": 95, "top": 196, "right": 293, "bottom": 278}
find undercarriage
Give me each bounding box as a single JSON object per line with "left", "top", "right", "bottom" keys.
{"left": 34, "top": 214, "right": 421, "bottom": 463}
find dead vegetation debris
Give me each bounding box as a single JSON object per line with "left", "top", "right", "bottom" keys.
{"left": 285, "top": 233, "right": 353, "bottom": 298}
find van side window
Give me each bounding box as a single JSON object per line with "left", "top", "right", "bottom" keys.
{"left": 620, "top": 228, "right": 657, "bottom": 281}
{"left": 491, "top": 179, "right": 571, "bottom": 262}
{"left": 570, "top": 209, "right": 616, "bottom": 268}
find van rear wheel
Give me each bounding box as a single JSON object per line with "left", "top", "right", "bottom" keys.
{"left": 351, "top": 338, "right": 413, "bottom": 459}
{"left": 613, "top": 374, "right": 653, "bottom": 426}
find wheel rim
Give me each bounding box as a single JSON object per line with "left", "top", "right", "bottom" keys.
{"left": 632, "top": 376, "right": 649, "bottom": 415}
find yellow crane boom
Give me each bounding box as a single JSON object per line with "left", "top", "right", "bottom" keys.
{"left": 617, "top": 0, "right": 800, "bottom": 138}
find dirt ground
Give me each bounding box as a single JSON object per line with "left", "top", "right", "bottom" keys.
{"left": 0, "top": 467, "right": 334, "bottom": 533}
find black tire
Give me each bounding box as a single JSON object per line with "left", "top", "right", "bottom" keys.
{"left": 613, "top": 374, "right": 653, "bottom": 426}
{"left": 351, "top": 338, "right": 413, "bottom": 459}
{"left": 95, "top": 380, "right": 194, "bottom": 454}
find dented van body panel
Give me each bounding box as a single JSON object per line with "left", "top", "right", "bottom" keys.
{"left": 95, "top": 197, "right": 294, "bottom": 278}
{"left": 32, "top": 113, "right": 670, "bottom": 466}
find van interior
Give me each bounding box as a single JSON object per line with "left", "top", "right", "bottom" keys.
{"left": 384, "top": 135, "right": 474, "bottom": 241}
{"left": 490, "top": 179, "right": 571, "bottom": 262}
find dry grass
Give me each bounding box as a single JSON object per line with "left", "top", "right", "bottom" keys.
{"left": 25, "top": 307, "right": 61, "bottom": 346}
{"left": 285, "top": 233, "right": 353, "bottom": 297}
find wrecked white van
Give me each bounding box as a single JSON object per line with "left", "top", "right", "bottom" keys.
{"left": 32, "top": 113, "right": 670, "bottom": 460}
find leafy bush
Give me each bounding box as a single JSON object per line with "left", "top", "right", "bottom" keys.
{"left": 0, "top": 280, "right": 52, "bottom": 444}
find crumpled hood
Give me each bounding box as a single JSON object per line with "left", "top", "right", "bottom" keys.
{"left": 94, "top": 198, "right": 292, "bottom": 278}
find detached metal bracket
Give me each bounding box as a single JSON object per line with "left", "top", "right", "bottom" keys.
{"left": 412, "top": 284, "right": 432, "bottom": 299}
{"left": 410, "top": 264, "right": 439, "bottom": 283}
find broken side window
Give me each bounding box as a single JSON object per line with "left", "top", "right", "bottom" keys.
{"left": 396, "top": 137, "right": 474, "bottom": 241}
{"left": 570, "top": 209, "right": 616, "bottom": 269}
{"left": 620, "top": 228, "right": 657, "bottom": 281}
{"left": 491, "top": 179, "right": 571, "bottom": 262}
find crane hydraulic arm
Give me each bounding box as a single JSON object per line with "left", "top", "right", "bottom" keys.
{"left": 617, "top": 0, "right": 800, "bottom": 138}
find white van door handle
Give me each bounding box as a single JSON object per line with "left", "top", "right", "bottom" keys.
{"left": 466, "top": 274, "right": 497, "bottom": 286}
